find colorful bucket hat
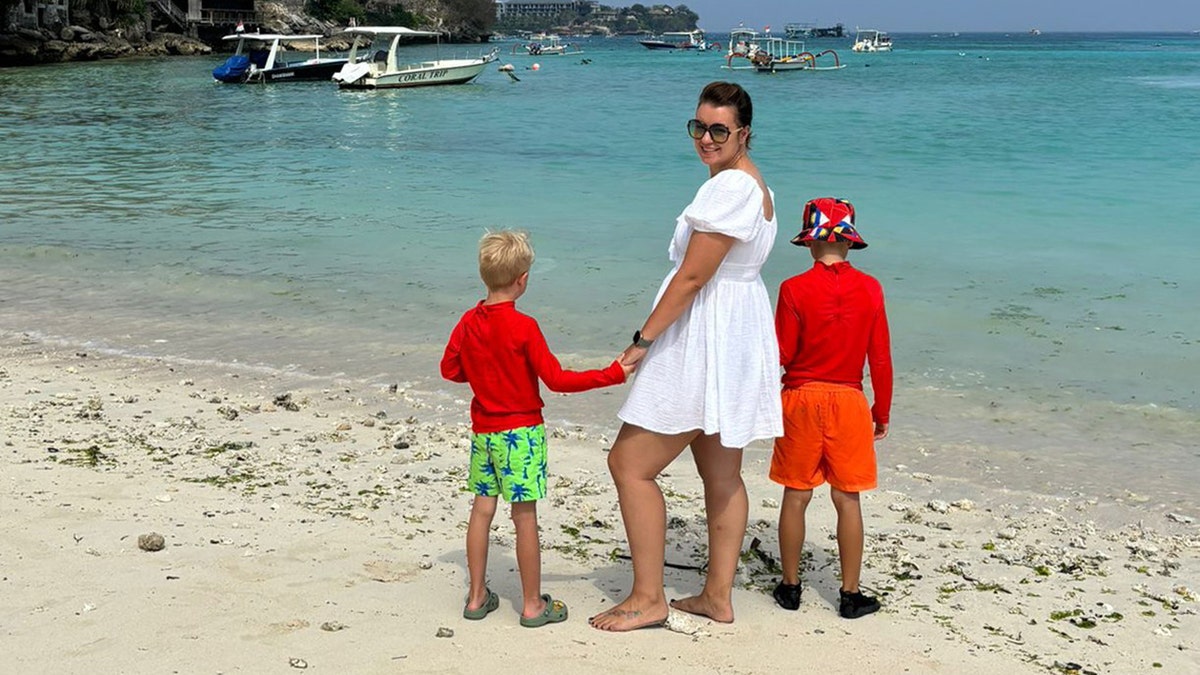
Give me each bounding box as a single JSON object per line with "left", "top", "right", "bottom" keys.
{"left": 791, "top": 197, "right": 868, "bottom": 249}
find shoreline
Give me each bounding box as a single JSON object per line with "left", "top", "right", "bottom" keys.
{"left": 2, "top": 335, "right": 1196, "bottom": 673}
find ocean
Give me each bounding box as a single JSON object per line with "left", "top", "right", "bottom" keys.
{"left": 2, "top": 32, "right": 1198, "bottom": 513}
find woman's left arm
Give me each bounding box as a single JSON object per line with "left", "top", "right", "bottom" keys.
{"left": 622, "top": 230, "right": 734, "bottom": 364}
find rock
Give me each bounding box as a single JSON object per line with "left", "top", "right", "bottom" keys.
{"left": 319, "top": 621, "right": 347, "bottom": 632}
{"left": 435, "top": 626, "right": 454, "bottom": 638}
{"left": 288, "top": 657, "right": 308, "bottom": 669}
{"left": 761, "top": 498, "right": 779, "bottom": 508}
{"left": 950, "top": 499, "right": 975, "bottom": 511}
{"left": 927, "top": 499, "right": 950, "bottom": 513}
{"left": 1166, "top": 513, "right": 1195, "bottom": 525}
{"left": 996, "top": 528, "right": 1018, "bottom": 540}
{"left": 664, "top": 609, "right": 709, "bottom": 636}
{"left": 137, "top": 532, "right": 165, "bottom": 551}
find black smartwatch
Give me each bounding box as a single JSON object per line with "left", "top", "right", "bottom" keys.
{"left": 632, "top": 330, "right": 655, "bottom": 349}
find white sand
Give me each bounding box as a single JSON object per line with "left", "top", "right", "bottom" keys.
{"left": 1, "top": 336, "right": 1197, "bottom": 674}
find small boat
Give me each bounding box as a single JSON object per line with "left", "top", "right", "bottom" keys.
{"left": 851, "top": 28, "right": 893, "bottom": 52}
{"left": 332, "top": 26, "right": 498, "bottom": 90}
{"left": 511, "top": 34, "right": 583, "bottom": 57}
{"left": 723, "top": 26, "right": 762, "bottom": 70}
{"left": 212, "top": 33, "right": 351, "bottom": 84}
{"left": 747, "top": 37, "right": 846, "bottom": 73}
{"left": 639, "top": 30, "right": 711, "bottom": 51}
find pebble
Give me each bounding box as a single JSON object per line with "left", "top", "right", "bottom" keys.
{"left": 435, "top": 627, "right": 454, "bottom": 638}
{"left": 320, "top": 621, "right": 347, "bottom": 632}
{"left": 761, "top": 498, "right": 779, "bottom": 508}
{"left": 950, "top": 499, "right": 975, "bottom": 511}
{"left": 137, "top": 532, "right": 165, "bottom": 552}
{"left": 996, "top": 528, "right": 1018, "bottom": 540}
{"left": 1166, "top": 513, "right": 1195, "bottom": 525}
{"left": 288, "top": 657, "right": 308, "bottom": 669}
{"left": 928, "top": 500, "right": 950, "bottom": 513}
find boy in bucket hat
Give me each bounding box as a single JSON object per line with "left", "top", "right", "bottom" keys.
{"left": 769, "top": 197, "right": 893, "bottom": 619}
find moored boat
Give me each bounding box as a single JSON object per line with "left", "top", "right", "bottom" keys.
{"left": 212, "top": 33, "right": 351, "bottom": 84}
{"left": 332, "top": 26, "right": 498, "bottom": 90}
{"left": 511, "top": 34, "right": 583, "bottom": 57}
{"left": 639, "top": 30, "right": 711, "bottom": 51}
{"left": 851, "top": 28, "right": 893, "bottom": 52}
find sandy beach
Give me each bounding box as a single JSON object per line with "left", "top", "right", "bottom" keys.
{"left": 1, "top": 334, "right": 1196, "bottom": 674}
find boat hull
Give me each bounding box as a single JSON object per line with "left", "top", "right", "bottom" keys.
{"left": 336, "top": 57, "right": 492, "bottom": 90}
{"left": 639, "top": 40, "right": 695, "bottom": 50}
{"left": 258, "top": 59, "right": 349, "bottom": 82}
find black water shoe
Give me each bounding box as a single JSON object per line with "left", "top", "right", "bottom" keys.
{"left": 838, "top": 589, "right": 880, "bottom": 619}
{"left": 772, "top": 582, "right": 802, "bottom": 611}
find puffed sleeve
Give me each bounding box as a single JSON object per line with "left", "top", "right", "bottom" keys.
{"left": 682, "top": 170, "right": 763, "bottom": 242}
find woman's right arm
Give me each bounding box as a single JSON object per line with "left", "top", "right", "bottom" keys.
{"left": 621, "top": 230, "right": 734, "bottom": 365}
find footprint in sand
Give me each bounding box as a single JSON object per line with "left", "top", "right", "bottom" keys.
{"left": 361, "top": 559, "right": 419, "bottom": 583}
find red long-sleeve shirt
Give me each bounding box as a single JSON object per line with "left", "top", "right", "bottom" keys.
{"left": 440, "top": 301, "right": 625, "bottom": 433}
{"left": 776, "top": 261, "right": 893, "bottom": 425}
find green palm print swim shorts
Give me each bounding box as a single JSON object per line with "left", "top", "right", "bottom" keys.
{"left": 468, "top": 424, "right": 547, "bottom": 502}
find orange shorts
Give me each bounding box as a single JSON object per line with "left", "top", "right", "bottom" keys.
{"left": 770, "top": 382, "right": 877, "bottom": 492}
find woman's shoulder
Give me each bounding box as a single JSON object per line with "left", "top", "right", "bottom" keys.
{"left": 705, "top": 168, "right": 760, "bottom": 189}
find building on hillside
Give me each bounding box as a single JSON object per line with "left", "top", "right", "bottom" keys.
{"left": 495, "top": 0, "right": 598, "bottom": 19}
{"left": 6, "top": 0, "right": 70, "bottom": 30}
{"left": 183, "top": 0, "right": 257, "bottom": 27}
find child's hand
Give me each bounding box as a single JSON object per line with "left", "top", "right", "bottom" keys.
{"left": 618, "top": 358, "right": 636, "bottom": 379}
{"left": 874, "top": 423, "right": 889, "bottom": 440}
{"left": 619, "top": 344, "right": 648, "bottom": 367}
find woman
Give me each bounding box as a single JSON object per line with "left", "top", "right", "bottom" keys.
{"left": 590, "top": 82, "right": 782, "bottom": 632}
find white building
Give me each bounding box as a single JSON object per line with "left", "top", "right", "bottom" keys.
{"left": 495, "top": 1, "right": 598, "bottom": 19}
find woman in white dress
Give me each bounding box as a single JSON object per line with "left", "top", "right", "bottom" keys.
{"left": 590, "top": 82, "right": 783, "bottom": 632}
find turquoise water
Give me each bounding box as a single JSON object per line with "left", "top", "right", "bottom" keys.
{"left": 2, "top": 33, "right": 1198, "bottom": 510}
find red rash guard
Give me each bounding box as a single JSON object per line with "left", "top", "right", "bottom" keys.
{"left": 775, "top": 261, "right": 893, "bottom": 425}
{"left": 440, "top": 301, "right": 625, "bottom": 433}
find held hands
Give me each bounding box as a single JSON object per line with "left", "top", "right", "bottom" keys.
{"left": 617, "top": 355, "right": 637, "bottom": 379}
{"left": 619, "top": 344, "right": 648, "bottom": 369}
{"left": 874, "top": 423, "right": 889, "bottom": 441}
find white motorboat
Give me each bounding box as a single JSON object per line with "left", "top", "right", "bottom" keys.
{"left": 851, "top": 29, "right": 893, "bottom": 52}
{"left": 511, "top": 34, "right": 583, "bottom": 56}
{"left": 332, "top": 26, "right": 498, "bottom": 90}
{"left": 639, "top": 30, "right": 711, "bottom": 51}
{"left": 723, "top": 26, "right": 762, "bottom": 69}
{"left": 212, "top": 33, "right": 351, "bottom": 84}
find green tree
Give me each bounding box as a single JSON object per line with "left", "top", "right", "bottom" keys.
{"left": 442, "top": 0, "right": 494, "bottom": 36}
{"left": 307, "top": 0, "right": 365, "bottom": 25}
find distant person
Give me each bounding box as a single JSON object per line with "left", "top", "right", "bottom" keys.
{"left": 590, "top": 81, "right": 783, "bottom": 632}
{"left": 441, "top": 229, "right": 632, "bottom": 627}
{"left": 769, "top": 198, "right": 893, "bottom": 619}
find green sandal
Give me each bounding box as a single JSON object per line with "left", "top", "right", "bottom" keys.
{"left": 463, "top": 588, "right": 500, "bottom": 620}
{"left": 520, "top": 594, "right": 568, "bottom": 628}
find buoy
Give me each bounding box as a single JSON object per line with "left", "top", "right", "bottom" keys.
{"left": 532, "top": 63, "right": 540, "bottom": 70}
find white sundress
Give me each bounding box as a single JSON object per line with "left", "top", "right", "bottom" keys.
{"left": 618, "top": 169, "right": 784, "bottom": 449}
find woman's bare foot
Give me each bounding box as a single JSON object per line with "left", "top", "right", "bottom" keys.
{"left": 669, "top": 594, "right": 734, "bottom": 623}
{"left": 588, "top": 599, "right": 669, "bottom": 632}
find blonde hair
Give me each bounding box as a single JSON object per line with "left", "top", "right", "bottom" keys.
{"left": 478, "top": 229, "right": 534, "bottom": 290}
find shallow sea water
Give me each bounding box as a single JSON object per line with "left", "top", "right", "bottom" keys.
{"left": 2, "top": 32, "right": 1198, "bottom": 512}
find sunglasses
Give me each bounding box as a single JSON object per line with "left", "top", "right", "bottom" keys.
{"left": 686, "top": 119, "right": 743, "bottom": 144}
